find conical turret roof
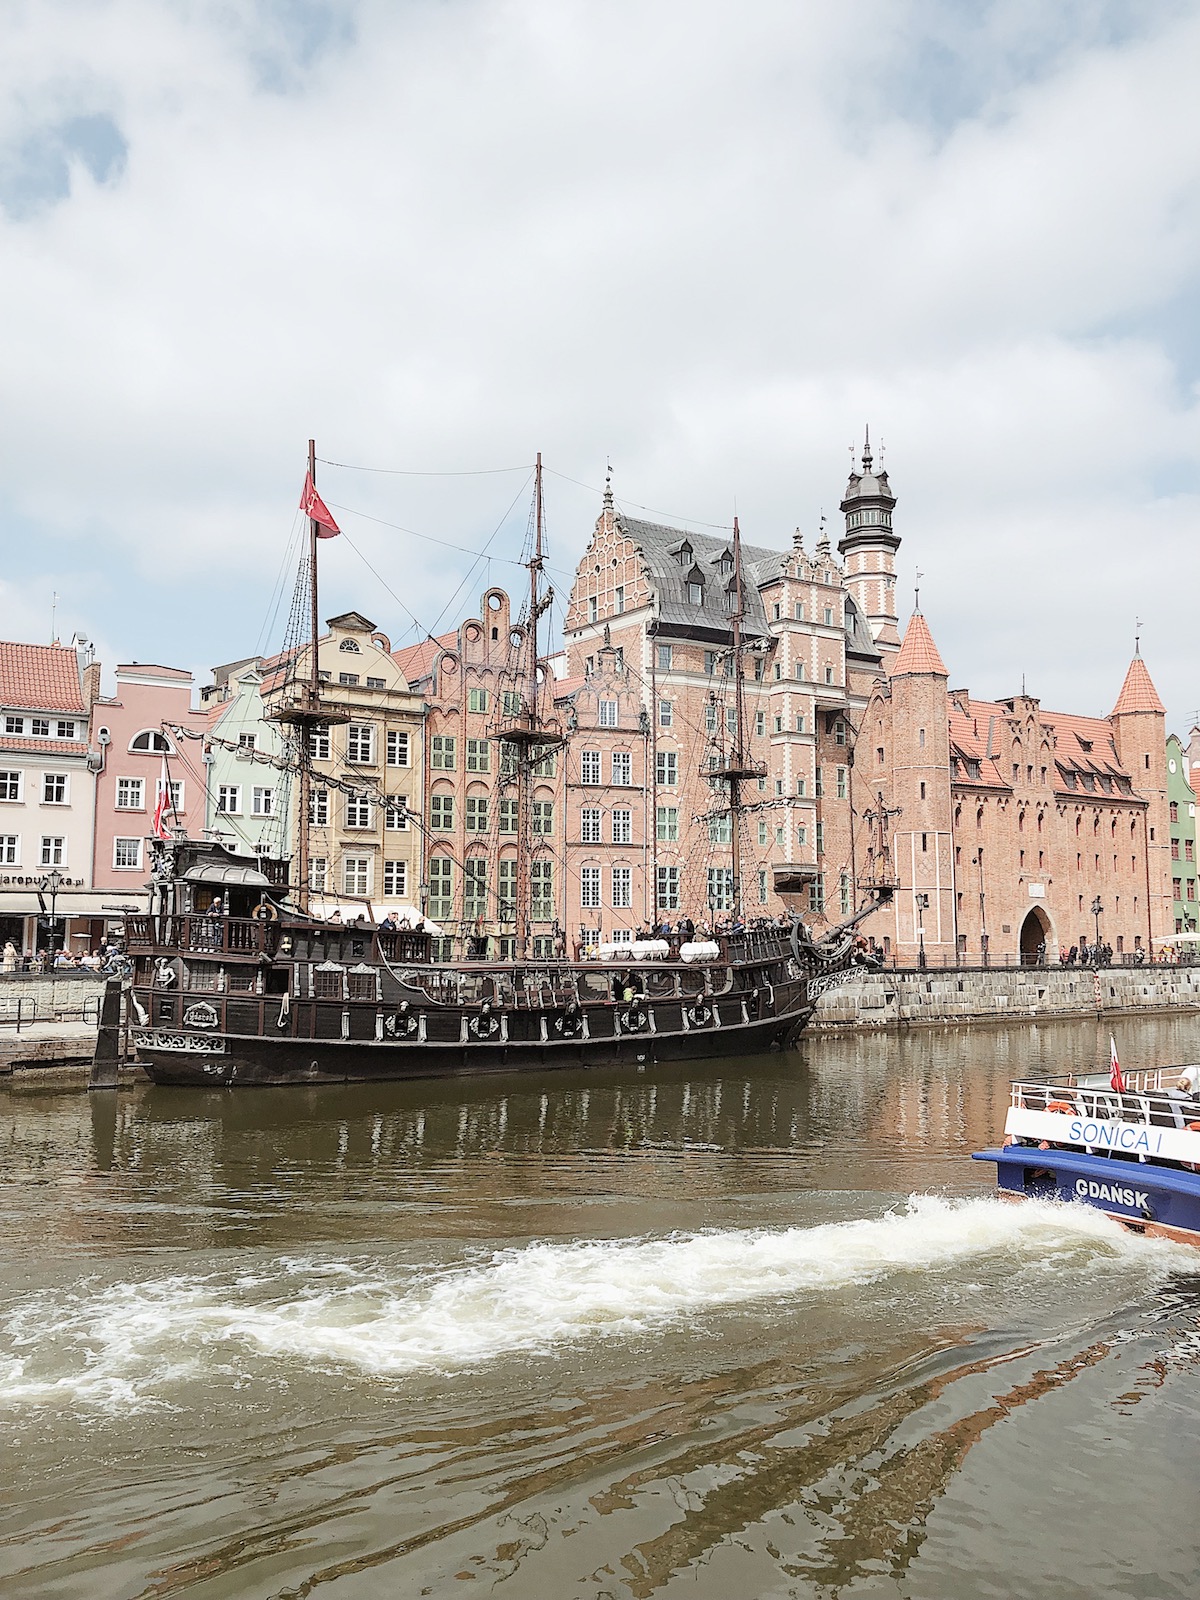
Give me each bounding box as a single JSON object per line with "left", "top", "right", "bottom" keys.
{"left": 1111, "top": 654, "right": 1165, "bottom": 717}
{"left": 890, "top": 611, "right": 948, "bottom": 678}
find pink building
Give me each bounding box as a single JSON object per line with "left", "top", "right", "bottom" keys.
{"left": 90, "top": 665, "right": 210, "bottom": 901}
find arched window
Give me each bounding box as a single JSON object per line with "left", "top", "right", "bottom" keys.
{"left": 129, "top": 729, "right": 173, "bottom": 754}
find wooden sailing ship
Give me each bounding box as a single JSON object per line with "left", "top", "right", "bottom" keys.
{"left": 126, "top": 448, "right": 884, "bottom": 1087}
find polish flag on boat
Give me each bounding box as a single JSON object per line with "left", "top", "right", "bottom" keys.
{"left": 1110, "top": 1035, "right": 1125, "bottom": 1094}
{"left": 300, "top": 472, "right": 340, "bottom": 537}
{"left": 153, "top": 755, "right": 172, "bottom": 841}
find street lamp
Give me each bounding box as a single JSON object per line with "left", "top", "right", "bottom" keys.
{"left": 916, "top": 892, "right": 929, "bottom": 971}
{"left": 1091, "top": 896, "right": 1103, "bottom": 962}
{"left": 40, "top": 867, "right": 64, "bottom": 957}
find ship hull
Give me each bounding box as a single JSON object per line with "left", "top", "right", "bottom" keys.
{"left": 134, "top": 1006, "right": 813, "bottom": 1087}
{"left": 972, "top": 1146, "right": 1200, "bottom": 1246}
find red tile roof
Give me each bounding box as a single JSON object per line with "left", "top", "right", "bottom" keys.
{"left": 891, "top": 612, "right": 948, "bottom": 678}
{"left": 0, "top": 643, "right": 85, "bottom": 713}
{"left": 1111, "top": 655, "right": 1166, "bottom": 717}
{"left": 0, "top": 737, "right": 89, "bottom": 757}
{"left": 393, "top": 631, "right": 456, "bottom": 686}
{"left": 948, "top": 693, "right": 1137, "bottom": 798}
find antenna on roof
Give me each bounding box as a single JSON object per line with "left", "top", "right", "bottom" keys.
{"left": 1134, "top": 616, "right": 1143, "bottom": 656}
{"left": 914, "top": 569, "right": 924, "bottom": 612}
{"left": 1022, "top": 672, "right": 1027, "bottom": 696}
{"left": 50, "top": 591, "right": 58, "bottom": 645}
{"left": 878, "top": 437, "right": 885, "bottom": 469}
{"left": 603, "top": 458, "right": 613, "bottom": 511}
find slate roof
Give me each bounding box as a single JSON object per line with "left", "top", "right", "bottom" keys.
{"left": 1111, "top": 655, "right": 1166, "bottom": 717}
{"left": 0, "top": 642, "right": 86, "bottom": 713}
{"left": 891, "top": 612, "right": 948, "bottom": 677}
{"left": 615, "top": 515, "right": 781, "bottom": 639}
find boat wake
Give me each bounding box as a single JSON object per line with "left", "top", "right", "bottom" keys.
{"left": 2, "top": 1196, "right": 1193, "bottom": 1410}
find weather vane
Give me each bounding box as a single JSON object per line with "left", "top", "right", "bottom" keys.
{"left": 914, "top": 569, "right": 924, "bottom": 611}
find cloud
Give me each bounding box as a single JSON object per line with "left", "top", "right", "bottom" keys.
{"left": 0, "top": 0, "right": 1197, "bottom": 728}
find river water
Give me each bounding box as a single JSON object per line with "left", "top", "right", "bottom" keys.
{"left": 2, "top": 1013, "right": 1199, "bottom": 1599}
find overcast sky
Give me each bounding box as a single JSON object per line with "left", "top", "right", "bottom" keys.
{"left": 2, "top": 0, "right": 1198, "bottom": 734}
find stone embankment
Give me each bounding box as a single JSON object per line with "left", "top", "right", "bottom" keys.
{"left": 0, "top": 972, "right": 105, "bottom": 1077}
{"left": 812, "top": 965, "right": 1200, "bottom": 1029}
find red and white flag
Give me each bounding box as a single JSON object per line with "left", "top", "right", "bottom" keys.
{"left": 153, "top": 755, "right": 173, "bottom": 841}
{"left": 300, "top": 472, "right": 340, "bottom": 538}
{"left": 1110, "top": 1034, "right": 1125, "bottom": 1094}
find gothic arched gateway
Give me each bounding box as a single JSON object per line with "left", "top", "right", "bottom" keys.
{"left": 1019, "top": 906, "right": 1052, "bottom": 966}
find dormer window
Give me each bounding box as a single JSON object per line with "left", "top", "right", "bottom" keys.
{"left": 676, "top": 540, "right": 693, "bottom": 566}
{"left": 687, "top": 582, "right": 704, "bottom": 606}
{"left": 339, "top": 638, "right": 361, "bottom": 653}
{"left": 717, "top": 550, "right": 733, "bottom": 575}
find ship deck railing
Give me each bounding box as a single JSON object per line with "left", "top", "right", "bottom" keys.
{"left": 1010, "top": 1074, "right": 1200, "bottom": 1132}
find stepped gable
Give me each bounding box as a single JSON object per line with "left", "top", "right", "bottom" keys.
{"left": 0, "top": 641, "right": 86, "bottom": 712}
{"left": 890, "top": 611, "right": 947, "bottom": 678}
{"left": 1111, "top": 653, "right": 1166, "bottom": 717}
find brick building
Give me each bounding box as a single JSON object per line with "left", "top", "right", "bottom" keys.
{"left": 864, "top": 611, "right": 1173, "bottom": 964}
{"left": 395, "top": 588, "right": 564, "bottom": 959}
{"left": 1166, "top": 732, "right": 1198, "bottom": 933}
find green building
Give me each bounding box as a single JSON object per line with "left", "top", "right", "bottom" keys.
{"left": 1166, "top": 733, "right": 1197, "bottom": 933}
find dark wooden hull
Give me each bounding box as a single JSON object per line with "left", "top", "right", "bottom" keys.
{"left": 134, "top": 1004, "right": 814, "bottom": 1086}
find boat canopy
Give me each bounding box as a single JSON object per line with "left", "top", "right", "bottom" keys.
{"left": 182, "top": 863, "right": 274, "bottom": 887}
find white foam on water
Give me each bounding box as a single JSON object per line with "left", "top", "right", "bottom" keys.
{"left": 1, "top": 1196, "right": 1194, "bottom": 1410}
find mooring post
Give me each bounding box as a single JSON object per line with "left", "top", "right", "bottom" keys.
{"left": 88, "top": 976, "right": 124, "bottom": 1090}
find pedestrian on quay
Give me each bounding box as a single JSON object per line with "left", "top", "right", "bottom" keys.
{"left": 1, "top": 940, "right": 17, "bottom": 973}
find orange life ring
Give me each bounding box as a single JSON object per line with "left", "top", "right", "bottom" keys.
{"left": 1047, "top": 1100, "right": 1074, "bottom": 1114}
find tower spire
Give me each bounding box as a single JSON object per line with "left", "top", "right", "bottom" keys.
{"left": 862, "top": 424, "right": 872, "bottom": 471}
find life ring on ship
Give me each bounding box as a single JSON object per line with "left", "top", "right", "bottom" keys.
{"left": 686, "top": 1001, "right": 712, "bottom": 1028}
{"left": 468, "top": 1003, "right": 501, "bottom": 1041}
{"left": 384, "top": 1003, "right": 418, "bottom": 1039}
{"left": 1047, "top": 1100, "right": 1074, "bottom": 1114}
{"left": 554, "top": 1001, "right": 583, "bottom": 1039}
{"left": 252, "top": 902, "right": 279, "bottom": 922}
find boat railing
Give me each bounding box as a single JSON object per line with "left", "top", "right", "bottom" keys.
{"left": 1010, "top": 1077, "right": 1200, "bottom": 1131}
{"left": 126, "top": 913, "right": 279, "bottom": 958}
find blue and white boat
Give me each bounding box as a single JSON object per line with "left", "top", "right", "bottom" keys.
{"left": 973, "top": 1064, "right": 1200, "bottom": 1246}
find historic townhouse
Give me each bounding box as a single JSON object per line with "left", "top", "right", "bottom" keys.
{"left": 1165, "top": 732, "right": 1197, "bottom": 934}
{"left": 396, "top": 588, "right": 564, "bottom": 959}
{"left": 263, "top": 612, "right": 423, "bottom": 918}
{"left": 0, "top": 638, "right": 102, "bottom": 956}
{"left": 201, "top": 664, "right": 295, "bottom": 857}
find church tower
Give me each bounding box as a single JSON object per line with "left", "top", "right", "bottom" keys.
{"left": 838, "top": 431, "right": 901, "bottom": 654}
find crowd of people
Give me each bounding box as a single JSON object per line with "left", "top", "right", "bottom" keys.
{"left": 1, "top": 938, "right": 127, "bottom": 976}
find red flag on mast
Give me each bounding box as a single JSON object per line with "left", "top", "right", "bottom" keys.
{"left": 300, "top": 472, "right": 340, "bottom": 538}
{"left": 1110, "top": 1035, "right": 1125, "bottom": 1094}
{"left": 153, "top": 754, "right": 172, "bottom": 841}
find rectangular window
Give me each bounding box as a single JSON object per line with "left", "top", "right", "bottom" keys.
{"left": 464, "top": 858, "right": 488, "bottom": 918}
{"left": 252, "top": 786, "right": 275, "bottom": 817}
{"left": 655, "top": 750, "right": 677, "bottom": 787}
{"left": 3, "top": 717, "right": 23, "bottom": 735}
{"left": 611, "top": 751, "right": 632, "bottom": 786}
{"left": 502, "top": 691, "right": 522, "bottom": 717}
{"left": 836, "top": 766, "right": 847, "bottom": 799}
{"left": 1173, "top": 839, "right": 1181, "bottom": 859}
{"left": 113, "top": 837, "right": 141, "bottom": 869}
{"left": 706, "top": 703, "right": 717, "bottom": 734}
{"left": 56, "top": 719, "right": 77, "bottom": 739}
{"left": 773, "top": 716, "right": 783, "bottom": 734}
{"left": 833, "top": 719, "right": 846, "bottom": 746}
{"left": 40, "top": 836, "right": 65, "bottom": 866}
{"left": 814, "top": 767, "right": 823, "bottom": 798}
{"left": 116, "top": 777, "right": 144, "bottom": 810}
{"left": 431, "top": 735, "right": 456, "bottom": 770}
{"left": 657, "top": 645, "right": 672, "bottom": 672}
{"left": 217, "top": 784, "right": 241, "bottom": 814}
{"left": 615, "top": 584, "right": 625, "bottom": 613}
{"left": 346, "top": 724, "right": 375, "bottom": 764}
{"left": 498, "top": 858, "right": 517, "bottom": 920}
{"left": 581, "top": 806, "right": 602, "bottom": 843}
{"left": 708, "top": 814, "right": 732, "bottom": 844}
{"left": 384, "top": 799, "right": 408, "bottom": 829}
{"left": 309, "top": 856, "right": 328, "bottom": 892}
{"left": 531, "top": 748, "right": 556, "bottom": 778}
{"left": 340, "top": 855, "right": 369, "bottom": 897}
{"left": 499, "top": 797, "right": 518, "bottom": 833}
{"left": 808, "top": 873, "right": 824, "bottom": 914}
{"left": 612, "top": 865, "right": 632, "bottom": 908}
{"left": 499, "top": 742, "right": 518, "bottom": 778}
{"left": 794, "top": 602, "right": 804, "bottom": 621}
{"left": 468, "top": 688, "right": 488, "bottom": 714}
{"left": 309, "top": 788, "right": 329, "bottom": 826}
{"left": 580, "top": 865, "right": 601, "bottom": 909}
{"left": 465, "top": 796, "right": 489, "bottom": 832}
{"left": 428, "top": 858, "right": 454, "bottom": 920}
{"left": 0, "top": 835, "right": 17, "bottom": 865}
{"left": 386, "top": 730, "right": 410, "bottom": 767}
{"left": 797, "top": 825, "right": 808, "bottom": 848}
{"left": 656, "top": 805, "right": 678, "bottom": 842}
{"left": 345, "top": 796, "right": 372, "bottom": 829}
{"left": 308, "top": 725, "right": 330, "bottom": 761}
{"left": 42, "top": 774, "right": 67, "bottom": 804}
{"left": 611, "top": 808, "right": 632, "bottom": 844}
{"left": 31, "top": 718, "right": 49, "bottom": 737}
{"left": 707, "top": 867, "right": 733, "bottom": 911}
{"left": 531, "top": 859, "right": 554, "bottom": 920}
{"left": 366, "top": 677, "right": 386, "bottom": 690}
{"left": 726, "top": 707, "right": 737, "bottom": 736}
{"left": 599, "top": 699, "right": 618, "bottom": 727}
{"left": 237, "top": 732, "right": 257, "bottom": 752}
{"left": 532, "top": 801, "right": 554, "bottom": 835}
{"left": 1188, "top": 840, "right": 1195, "bottom": 861}
{"left": 658, "top": 699, "right": 673, "bottom": 727}
{"left": 588, "top": 596, "right": 598, "bottom": 623}
{"left": 466, "top": 738, "right": 490, "bottom": 773}
{"left": 704, "top": 650, "right": 717, "bottom": 676}
{"left": 338, "top": 672, "right": 359, "bottom": 687}
{"left": 656, "top": 865, "right": 680, "bottom": 910}
{"left": 758, "top": 820, "right": 768, "bottom": 846}
{"left": 795, "top": 778, "right": 806, "bottom": 797}
{"left": 430, "top": 794, "right": 454, "bottom": 830}
{"left": 581, "top": 749, "right": 602, "bottom": 784}
{"left": 840, "top": 869, "right": 852, "bottom": 914}
{"left": 815, "top": 821, "right": 824, "bottom": 855}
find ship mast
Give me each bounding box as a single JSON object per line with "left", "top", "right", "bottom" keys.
{"left": 711, "top": 515, "right": 763, "bottom": 922}
{"left": 295, "top": 438, "right": 320, "bottom": 914}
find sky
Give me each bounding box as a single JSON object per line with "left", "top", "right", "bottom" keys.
{"left": 1, "top": 0, "right": 1198, "bottom": 733}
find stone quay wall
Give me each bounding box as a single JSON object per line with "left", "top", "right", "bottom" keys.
{"left": 0, "top": 971, "right": 106, "bottom": 1022}
{"left": 812, "top": 965, "right": 1200, "bottom": 1030}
